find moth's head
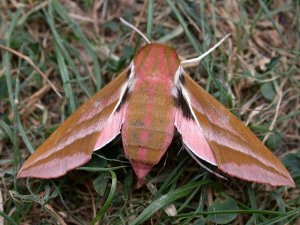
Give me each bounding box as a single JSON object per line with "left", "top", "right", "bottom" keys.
{"left": 133, "top": 43, "right": 180, "bottom": 78}
{"left": 120, "top": 17, "right": 231, "bottom": 78}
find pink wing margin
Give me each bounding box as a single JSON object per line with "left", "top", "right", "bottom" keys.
{"left": 17, "top": 68, "right": 130, "bottom": 179}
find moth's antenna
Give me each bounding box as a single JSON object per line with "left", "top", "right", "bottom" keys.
{"left": 181, "top": 33, "right": 231, "bottom": 66}
{"left": 119, "top": 17, "right": 151, "bottom": 44}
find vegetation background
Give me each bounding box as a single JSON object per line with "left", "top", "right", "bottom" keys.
{"left": 0, "top": 0, "right": 299, "bottom": 224}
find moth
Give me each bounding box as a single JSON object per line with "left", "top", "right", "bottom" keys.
{"left": 18, "top": 19, "right": 295, "bottom": 187}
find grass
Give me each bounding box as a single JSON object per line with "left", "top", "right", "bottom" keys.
{"left": 0, "top": 0, "right": 299, "bottom": 224}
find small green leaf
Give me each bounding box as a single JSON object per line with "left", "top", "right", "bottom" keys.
{"left": 265, "top": 57, "right": 280, "bottom": 71}
{"left": 261, "top": 83, "right": 275, "bottom": 100}
{"left": 192, "top": 216, "right": 206, "bottom": 225}
{"left": 122, "top": 173, "right": 134, "bottom": 199}
{"left": 208, "top": 198, "right": 239, "bottom": 224}
{"left": 103, "top": 21, "right": 120, "bottom": 32}
{"left": 107, "top": 58, "right": 126, "bottom": 73}
{"left": 266, "top": 133, "right": 282, "bottom": 150}
{"left": 83, "top": 154, "right": 107, "bottom": 169}
{"left": 282, "top": 153, "right": 300, "bottom": 178}
{"left": 93, "top": 173, "right": 109, "bottom": 196}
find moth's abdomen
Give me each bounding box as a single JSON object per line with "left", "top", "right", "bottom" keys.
{"left": 124, "top": 125, "right": 174, "bottom": 163}
{"left": 121, "top": 80, "right": 175, "bottom": 179}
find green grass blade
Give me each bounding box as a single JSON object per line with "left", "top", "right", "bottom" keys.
{"left": 156, "top": 25, "right": 183, "bottom": 43}
{"left": 258, "top": 208, "right": 300, "bottom": 225}
{"left": 146, "top": 0, "right": 154, "bottom": 40}
{"left": 166, "top": 0, "right": 201, "bottom": 54}
{"left": 4, "top": 9, "right": 22, "bottom": 189}
{"left": 258, "top": 0, "right": 286, "bottom": 44}
{"left": 130, "top": 180, "right": 211, "bottom": 225}
{"left": 52, "top": 0, "right": 101, "bottom": 90}
{"left": 0, "top": 211, "right": 18, "bottom": 225}
{"left": 77, "top": 166, "right": 127, "bottom": 172}
{"left": 16, "top": 115, "right": 34, "bottom": 154}
{"left": 45, "top": 4, "right": 76, "bottom": 113}
{"left": 90, "top": 170, "right": 117, "bottom": 225}
{"left": 0, "top": 120, "right": 14, "bottom": 142}
{"left": 54, "top": 43, "right": 76, "bottom": 112}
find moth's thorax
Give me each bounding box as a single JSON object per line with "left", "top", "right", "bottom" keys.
{"left": 133, "top": 43, "right": 180, "bottom": 80}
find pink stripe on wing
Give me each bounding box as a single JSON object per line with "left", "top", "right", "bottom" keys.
{"left": 175, "top": 109, "right": 217, "bottom": 165}
{"left": 94, "top": 104, "right": 126, "bottom": 150}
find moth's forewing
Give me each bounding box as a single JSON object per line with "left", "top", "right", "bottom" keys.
{"left": 18, "top": 68, "right": 130, "bottom": 178}
{"left": 179, "top": 73, "right": 294, "bottom": 187}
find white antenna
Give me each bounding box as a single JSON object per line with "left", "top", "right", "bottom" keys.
{"left": 119, "top": 17, "right": 151, "bottom": 44}
{"left": 181, "top": 33, "right": 231, "bottom": 66}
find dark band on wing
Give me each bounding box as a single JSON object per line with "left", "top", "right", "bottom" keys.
{"left": 173, "top": 88, "right": 194, "bottom": 120}
{"left": 179, "top": 73, "right": 185, "bottom": 85}
{"left": 116, "top": 87, "right": 129, "bottom": 112}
